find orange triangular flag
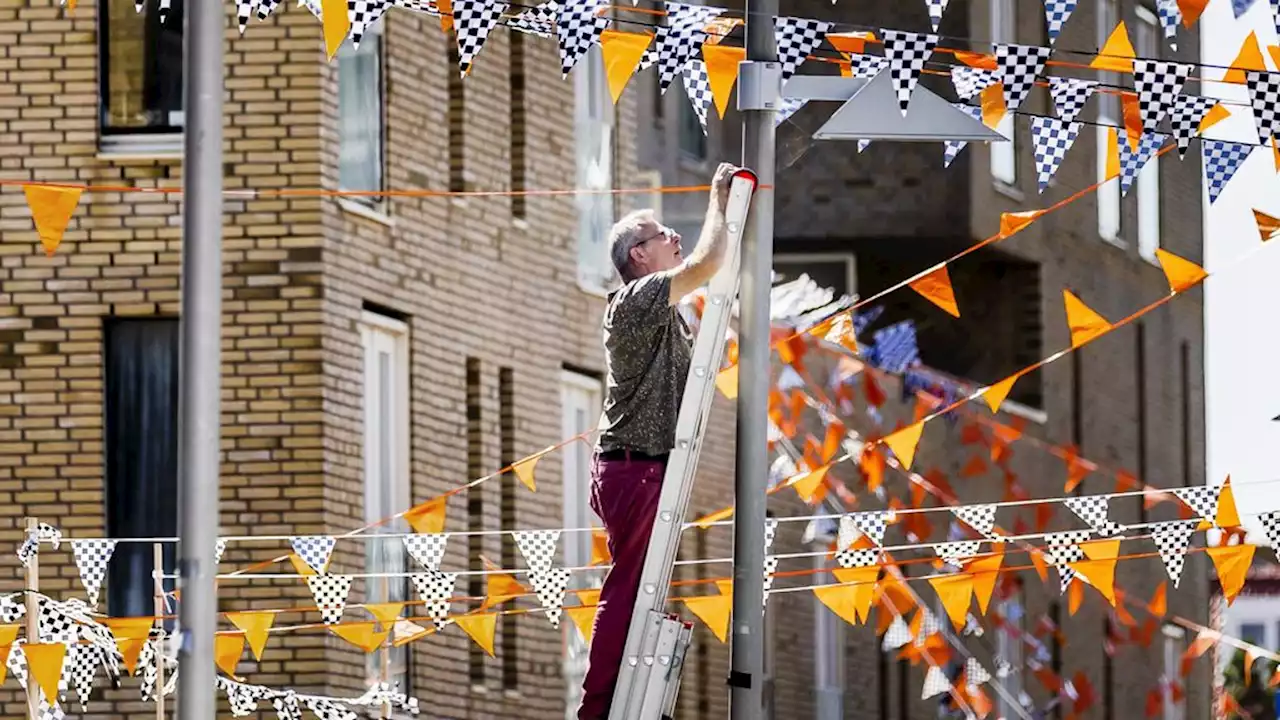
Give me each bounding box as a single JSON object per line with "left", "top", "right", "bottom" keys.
{"left": 826, "top": 32, "right": 870, "bottom": 56}
{"left": 715, "top": 365, "right": 739, "bottom": 399}
{"left": 813, "top": 584, "right": 863, "bottom": 626}
{"left": 1105, "top": 127, "right": 1121, "bottom": 180}
{"left": 1244, "top": 649, "right": 1258, "bottom": 680}
{"left": 331, "top": 621, "right": 390, "bottom": 652}
{"left": 404, "top": 496, "right": 447, "bottom": 534}
{"left": 1149, "top": 582, "right": 1168, "bottom": 617}
{"left": 565, "top": 605, "right": 597, "bottom": 645}
{"left": 1091, "top": 23, "right": 1135, "bottom": 73}
{"left": 23, "top": 643, "right": 65, "bottom": 705}
{"left": 1068, "top": 575, "right": 1085, "bottom": 615}
{"left": 1069, "top": 539, "right": 1121, "bottom": 605}
{"left": 1273, "top": 136, "right": 1280, "bottom": 172}
{"left": 1121, "top": 92, "right": 1142, "bottom": 151}
{"left": 955, "top": 50, "right": 998, "bottom": 70}
{"left": 365, "top": 602, "right": 405, "bottom": 626}
{"left": 577, "top": 588, "right": 602, "bottom": 607}
{"left": 481, "top": 573, "right": 526, "bottom": 610}
{"left": 437, "top": 0, "right": 453, "bottom": 34}
{"left": 289, "top": 552, "right": 317, "bottom": 576}
{"left": 599, "top": 30, "right": 654, "bottom": 104}
{"left": 1224, "top": 32, "right": 1267, "bottom": 84}
{"left": 883, "top": 422, "right": 924, "bottom": 470}
{"left": 214, "top": 632, "right": 246, "bottom": 676}
{"left": 714, "top": 579, "right": 734, "bottom": 596}
{"left": 512, "top": 456, "right": 539, "bottom": 492}
{"left": 23, "top": 185, "right": 82, "bottom": 256}
{"left": 683, "top": 594, "right": 732, "bottom": 642}
{"left": 790, "top": 464, "right": 830, "bottom": 503}
{"left": 591, "top": 529, "right": 611, "bottom": 565}
{"left": 701, "top": 17, "right": 742, "bottom": 46}
{"left": 1270, "top": 45, "right": 1280, "bottom": 73}
{"left": 981, "top": 83, "right": 1006, "bottom": 129}
{"left": 909, "top": 265, "right": 960, "bottom": 317}
{"left": 105, "top": 616, "right": 154, "bottom": 675}
{"left": 999, "top": 209, "right": 1043, "bottom": 237}
{"left": 702, "top": 44, "right": 745, "bottom": 120}
{"left": 963, "top": 550, "right": 1003, "bottom": 615}
{"left": 1063, "top": 290, "right": 1112, "bottom": 348}
{"left": 929, "top": 574, "right": 974, "bottom": 630}
{"left": 832, "top": 565, "right": 880, "bottom": 623}
{"left": 1255, "top": 209, "right": 1280, "bottom": 242}
{"left": 1154, "top": 249, "right": 1207, "bottom": 294}
{"left": 1200, "top": 103, "right": 1230, "bottom": 134}
{"left": 1208, "top": 543, "right": 1255, "bottom": 605}
{"left": 1178, "top": 0, "right": 1209, "bottom": 27}
{"left": 0, "top": 625, "right": 16, "bottom": 684}
{"left": 1217, "top": 476, "right": 1242, "bottom": 528}
{"left": 321, "top": 0, "right": 350, "bottom": 61}
{"left": 454, "top": 613, "right": 497, "bottom": 656}
{"left": 694, "top": 505, "right": 734, "bottom": 529}
{"left": 226, "top": 611, "right": 275, "bottom": 662}
{"left": 982, "top": 375, "right": 1019, "bottom": 413}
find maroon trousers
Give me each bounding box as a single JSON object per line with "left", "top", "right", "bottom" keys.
{"left": 576, "top": 452, "right": 667, "bottom": 720}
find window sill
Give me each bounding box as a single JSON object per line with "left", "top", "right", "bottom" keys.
{"left": 1002, "top": 399, "right": 1047, "bottom": 425}
{"left": 97, "top": 132, "right": 183, "bottom": 160}
{"left": 992, "top": 180, "right": 1024, "bottom": 203}
{"left": 1100, "top": 233, "right": 1126, "bottom": 250}
{"left": 338, "top": 197, "right": 395, "bottom": 228}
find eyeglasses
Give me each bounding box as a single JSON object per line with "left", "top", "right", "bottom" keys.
{"left": 637, "top": 226, "right": 677, "bottom": 245}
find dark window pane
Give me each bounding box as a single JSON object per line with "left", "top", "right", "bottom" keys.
{"left": 101, "top": 0, "right": 184, "bottom": 132}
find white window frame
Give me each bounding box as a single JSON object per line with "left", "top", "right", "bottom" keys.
{"left": 337, "top": 20, "right": 386, "bottom": 207}
{"left": 575, "top": 46, "right": 617, "bottom": 296}
{"left": 989, "top": 0, "right": 1017, "bottom": 187}
{"left": 997, "top": 595, "right": 1026, "bottom": 717}
{"left": 1135, "top": 5, "right": 1161, "bottom": 262}
{"left": 1162, "top": 623, "right": 1185, "bottom": 720}
{"left": 561, "top": 370, "right": 603, "bottom": 719}
{"left": 1096, "top": 0, "right": 1123, "bottom": 244}
{"left": 774, "top": 252, "right": 857, "bottom": 299}
{"left": 812, "top": 555, "right": 845, "bottom": 720}
{"left": 360, "top": 311, "right": 411, "bottom": 696}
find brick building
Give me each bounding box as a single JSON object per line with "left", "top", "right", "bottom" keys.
{"left": 635, "top": 0, "right": 1214, "bottom": 717}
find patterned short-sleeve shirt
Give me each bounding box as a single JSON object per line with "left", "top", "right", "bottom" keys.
{"left": 596, "top": 273, "right": 693, "bottom": 456}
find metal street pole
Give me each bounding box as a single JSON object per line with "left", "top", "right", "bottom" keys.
{"left": 730, "top": 0, "right": 777, "bottom": 715}
{"left": 177, "top": 0, "right": 224, "bottom": 716}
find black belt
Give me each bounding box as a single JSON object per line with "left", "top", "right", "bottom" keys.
{"left": 598, "top": 448, "right": 670, "bottom": 463}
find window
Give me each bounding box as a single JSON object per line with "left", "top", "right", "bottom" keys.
{"left": 812, "top": 554, "right": 845, "bottom": 720}
{"left": 104, "top": 319, "right": 180, "bottom": 617}
{"left": 679, "top": 84, "right": 707, "bottom": 160}
{"left": 1135, "top": 7, "right": 1161, "bottom": 260}
{"left": 500, "top": 368, "right": 518, "bottom": 691}
{"left": 511, "top": 32, "right": 528, "bottom": 219}
{"left": 1071, "top": 351, "right": 1084, "bottom": 495}
{"left": 990, "top": 0, "right": 1017, "bottom": 186}
{"left": 448, "top": 43, "right": 466, "bottom": 192}
{"left": 338, "top": 23, "right": 385, "bottom": 199}
{"left": 466, "top": 358, "right": 485, "bottom": 685}
{"left": 576, "top": 45, "right": 616, "bottom": 292}
{"left": 997, "top": 592, "right": 1026, "bottom": 718}
{"left": 1096, "top": 0, "right": 1122, "bottom": 242}
{"left": 100, "top": 0, "right": 184, "bottom": 139}
{"left": 1162, "top": 623, "right": 1185, "bottom": 720}
{"left": 1240, "top": 623, "right": 1266, "bottom": 646}
{"left": 561, "top": 371, "right": 603, "bottom": 717}
{"left": 360, "top": 311, "right": 410, "bottom": 693}
{"left": 775, "top": 253, "right": 857, "bottom": 298}
{"left": 1137, "top": 322, "right": 1149, "bottom": 524}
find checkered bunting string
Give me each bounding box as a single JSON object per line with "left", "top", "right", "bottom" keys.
{"left": 1063, "top": 495, "right": 1124, "bottom": 536}
{"left": 962, "top": 614, "right": 984, "bottom": 636}
{"left": 529, "top": 567, "right": 572, "bottom": 628}
{"left": 1202, "top": 139, "right": 1254, "bottom": 204}
{"left": 926, "top": 0, "right": 950, "bottom": 32}
{"left": 513, "top": 529, "right": 561, "bottom": 574}
{"left": 412, "top": 570, "right": 457, "bottom": 629}
{"left": 848, "top": 511, "right": 891, "bottom": 547}
{"left": 943, "top": 104, "right": 985, "bottom": 168}
{"left": 653, "top": 3, "right": 722, "bottom": 92}
{"left": 881, "top": 29, "right": 940, "bottom": 115}
{"left": 1168, "top": 94, "right": 1217, "bottom": 159}
{"left": 306, "top": 698, "right": 360, "bottom": 720}
{"left": 37, "top": 699, "right": 64, "bottom": 720}
{"left": 306, "top": 574, "right": 354, "bottom": 625}
{"left": 836, "top": 514, "right": 859, "bottom": 551}
{"left": 835, "top": 546, "right": 879, "bottom": 569}
{"left": 1044, "top": 529, "right": 1092, "bottom": 594}
{"left": 762, "top": 556, "right": 780, "bottom": 605}
{"left": 38, "top": 598, "right": 78, "bottom": 646}
{"left": 866, "top": 321, "right": 919, "bottom": 374}
{"left": 1171, "top": 485, "right": 1222, "bottom": 523}
{"left": 224, "top": 679, "right": 260, "bottom": 716}
{"left": 995, "top": 43, "right": 1052, "bottom": 113}
{"left": 774, "top": 17, "right": 831, "bottom": 82}
{"left": 392, "top": 0, "right": 439, "bottom": 13}
{"left": 274, "top": 693, "right": 304, "bottom": 720}
{"left": 858, "top": 139, "right": 872, "bottom": 152}
{"left": 507, "top": 1, "right": 558, "bottom": 38}
{"left": 0, "top": 594, "right": 25, "bottom": 623}
{"left": 290, "top": 535, "right": 337, "bottom": 575}
{"left": 950, "top": 66, "right": 997, "bottom": 100}
{"left": 403, "top": 532, "right": 449, "bottom": 572}
{"left": 70, "top": 540, "right": 117, "bottom": 609}
{"left": 1047, "top": 76, "right": 1097, "bottom": 124}
{"left": 1246, "top": 71, "right": 1280, "bottom": 144}
{"left": 454, "top": 0, "right": 509, "bottom": 76}
{"left": 256, "top": 0, "right": 282, "bottom": 20}
{"left": 922, "top": 665, "right": 951, "bottom": 700}
{"left": 299, "top": 0, "right": 323, "bottom": 20}
{"left": 1031, "top": 116, "right": 1081, "bottom": 192}
{"left": 775, "top": 97, "right": 807, "bottom": 126}
{"left": 1119, "top": 131, "right": 1167, "bottom": 197}
{"left": 1259, "top": 511, "right": 1280, "bottom": 551}
{"left": 914, "top": 608, "right": 940, "bottom": 646}
{"left": 965, "top": 657, "right": 993, "bottom": 687}
{"left": 849, "top": 53, "right": 890, "bottom": 80}
{"left": 35, "top": 522, "right": 62, "bottom": 548}
{"left": 6, "top": 642, "right": 26, "bottom": 691}
{"left": 216, "top": 539, "right": 227, "bottom": 566}
{"left": 951, "top": 504, "right": 999, "bottom": 540}
{"left": 158, "top": 0, "right": 173, "bottom": 23}
{"left": 682, "top": 60, "right": 712, "bottom": 136}
{"left": 1134, "top": 59, "right": 1192, "bottom": 131}
{"left": 883, "top": 615, "right": 912, "bottom": 650}
{"left": 236, "top": 0, "right": 258, "bottom": 32}
{"left": 18, "top": 537, "right": 37, "bottom": 568}
{"left": 1151, "top": 521, "right": 1196, "bottom": 588}
{"left": 558, "top": 0, "right": 609, "bottom": 77}
{"left": 1043, "top": 0, "right": 1077, "bottom": 44}
{"left": 67, "top": 644, "right": 100, "bottom": 712}
{"left": 349, "top": 0, "right": 391, "bottom": 48}
{"left": 1157, "top": 0, "right": 1181, "bottom": 49}
{"left": 933, "top": 540, "right": 982, "bottom": 565}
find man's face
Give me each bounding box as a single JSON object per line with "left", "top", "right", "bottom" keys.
{"left": 629, "top": 219, "right": 683, "bottom": 277}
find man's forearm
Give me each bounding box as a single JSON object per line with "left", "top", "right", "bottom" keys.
{"left": 685, "top": 201, "right": 728, "bottom": 272}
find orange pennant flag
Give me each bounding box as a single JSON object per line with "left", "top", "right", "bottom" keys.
{"left": 955, "top": 50, "right": 998, "bottom": 70}
{"left": 789, "top": 464, "right": 830, "bottom": 504}
{"left": 404, "top": 496, "right": 447, "bottom": 534}
{"left": 437, "top": 0, "right": 453, "bottom": 34}
{"left": 982, "top": 375, "right": 1019, "bottom": 414}
{"left": 289, "top": 552, "right": 318, "bottom": 576}
{"left": 331, "top": 621, "right": 390, "bottom": 653}
{"left": 826, "top": 31, "right": 871, "bottom": 56}
{"left": 883, "top": 422, "right": 925, "bottom": 471}
{"left": 702, "top": 44, "right": 746, "bottom": 120}
{"left": 1067, "top": 575, "right": 1085, "bottom": 615}
{"left": 1178, "top": 0, "right": 1209, "bottom": 27}
{"left": 701, "top": 17, "right": 742, "bottom": 45}
{"left": 1091, "top": 23, "right": 1136, "bottom": 73}
{"left": 813, "top": 583, "right": 864, "bottom": 626}
{"left": 683, "top": 594, "right": 733, "bottom": 642}
{"left": 23, "top": 184, "right": 82, "bottom": 256}
{"left": 565, "top": 605, "right": 597, "bottom": 645}
{"left": 963, "top": 550, "right": 1004, "bottom": 615}
{"left": 1224, "top": 32, "right": 1267, "bottom": 84}
{"left": 1062, "top": 290, "right": 1112, "bottom": 348}
{"left": 321, "top": 0, "right": 350, "bottom": 61}
{"left": 1244, "top": 649, "right": 1258, "bottom": 681}
{"left": 929, "top": 573, "right": 974, "bottom": 630}
{"left": 1207, "top": 543, "right": 1255, "bottom": 605}
{"left": 454, "top": 613, "right": 498, "bottom": 656}
{"left": 24, "top": 643, "right": 66, "bottom": 704}
{"left": 1121, "top": 92, "right": 1143, "bottom": 151}
{"left": 481, "top": 573, "right": 526, "bottom": 610}
{"left": 365, "top": 602, "right": 405, "bottom": 626}
{"left": 1216, "top": 476, "right": 1242, "bottom": 528}
{"left": 1199, "top": 103, "right": 1230, "bottom": 134}
{"left": 714, "top": 579, "right": 734, "bottom": 596}
{"left": 694, "top": 505, "right": 734, "bottom": 529}
{"left": 512, "top": 456, "right": 539, "bottom": 492}
{"left": 1105, "top": 126, "right": 1121, "bottom": 180}
{"left": 577, "top": 588, "right": 602, "bottom": 607}
{"left": 105, "top": 617, "right": 155, "bottom": 675}
{"left": 832, "top": 565, "right": 880, "bottom": 623}
{"left": 1254, "top": 209, "right": 1280, "bottom": 242}
{"left": 226, "top": 611, "right": 275, "bottom": 662}
{"left": 0, "top": 625, "right": 16, "bottom": 684}
{"left": 1273, "top": 136, "right": 1280, "bottom": 172}
{"left": 599, "top": 30, "right": 654, "bottom": 104}
{"left": 908, "top": 264, "right": 960, "bottom": 317}
{"left": 1069, "top": 538, "right": 1121, "bottom": 605}
{"left": 1154, "top": 249, "right": 1207, "bottom": 294}
{"left": 998, "top": 209, "right": 1043, "bottom": 237}
{"left": 715, "top": 365, "right": 739, "bottom": 399}
{"left": 215, "top": 632, "right": 246, "bottom": 676}
{"left": 1270, "top": 45, "right": 1280, "bottom": 73}
{"left": 980, "top": 83, "right": 1007, "bottom": 129}
{"left": 1149, "top": 582, "right": 1168, "bottom": 617}
{"left": 591, "top": 529, "right": 612, "bottom": 565}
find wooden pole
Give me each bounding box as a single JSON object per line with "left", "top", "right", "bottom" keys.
{"left": 153, "top": 543, "right": 166, "bottom": 719}
{"left": 23, "top": 517, "right": 38, "bottom": 720}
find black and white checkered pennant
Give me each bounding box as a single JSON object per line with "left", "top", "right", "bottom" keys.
{"left": 775, "top": 17, "right": 831, "bottom": 82}
{"left": 764, "top": 518, "right": 778, "bottom": 552}
{"left": 776, "top": 97, "right": 807, "bottom": 126}
{"left": 1151, "top": 520, "right": 1196, "bottom": 588}
{"left": 255, "top": 0, "right": 281, "bottom": 20}
{"left": 951, "top": 504, "right": 999, "bottom": 539}
{"left": 995, "top": 43, "right": 1051, "bottom": 113}
{"left": 883, "top": 615, "right": 912, "bottom": 650}
{"left": 0, "top": 594, "right": 25, "bottom": 623}
{"left": 557, "top": 0, "right": 608, "bottom": 77}
{"left": 1168, "top": 94, "right": 1216, "bottom": 158}
{"left": 1031, "top": 116, "right": 1081, "bottom": 192}
{"left": 1045, "top": 529, "right": 1091, "bottom": 593}
{"left": 944, "top": 104, "right": 984, "bottom": 168}
{"left": 274, "top": 693, "right": 303, "bottom": 720}
{"left": 454, "top": 0, "right": 509, "bottom": 76}
{"left": 1063, "top": 495, "right": 1124, "bottom": 536}
{"left": 38, "top": 598, "right": 78, "bottom": 645}
{"left": 926, "top": 0, "right": 950, "bottom": 32}
{"left": 881, "top": 29, "right": 939, "bottom": 115}
{"left": 67, "top": 644, "right": 100, "bottom": 712}
{"left": 848, "top": 52, "right": 889, "bottom": 80}
{"left": 513, "top": 529, "right": 561, "bottom": 574}
{"left": 1043, "top": 0, "right": 1077, "bottom": 43}
{"left": 682, "top": 59, "right": 712, "bottom": 135}
{"left": 1247, "top": 71, "right": 1280, "bottom": 143}
{"left": 933, "top": 540, "right": 982, "bottom": 565}
{"left": 848, "top": 511, "right": 891, "bottom": 547}
{"left": 392, "top": 0, "right": 440, "bottom": 13}
{"left": 762, "top": 556, "right": 779, "bottom": 605}
{"left": 963, "top": 613, "right": 984, "bottom": 637}
{"left": 652, "top": 2, "right": 722, "bottom": 93}
{"left": 6, "top": 642, "right": 27, "bottom": 690}
{"left": 71, "top": 540, "right": 116, "bottom": 608}
{"left": 1134, "top": 59, "right": 1191, "bottom": 131}
{"left": 914, "top": 607, "right": 940, "bottom": 646}
{"left": 290, "top": 535, "right": 336, "bottom": 575}
{"left": 36, "top": 699, "right": 64, "bottom": 720}
{"left": 529, "top": 567, "right": 571, "bottom": 628}
{"left": 305, "top": 574, "right": 353, "bottom": 625}
{"left": 306, "top": 698, "right": 359, "bottom": 720}
{"left": 1119, "top": 131, "right": 1167, "bottom": 196}
{"left": 1157, "top": 0, "right": 1181, "bottom": 49}
{"left": 922, "top": 665, "right": 951, "bottom": 699}
{"left": 224, "top": 678, "right": 260, "bottom": 716}
{"left": 216, "top": 539, "right": 227, "bottom": 566}
{"left": 835, "top": 546, "right": 879, "bottom": 569}
{"left": 1172, "top": 485, "right": 1221, "bottom": 523}
{"left": 236, "top": 0, "right": 258, "bottom": 32}
{"left": 349, "top": 0, "right": 390, "bottom": 48}
{"left": 299, "top": 0, "right": 322, "bottom": 20}
{"left": 20, "top": 522, "right": 63, "bottom": 567}
{"left": 507, "top": 0, "right": 558, "bottom": 37}
{"left": 1259, "top": 510, "right": 1280, "bottom": 551}
{"left": 411, "top": 570, "right": 457, "bottom": 629}
{"left": 965, "top": 657, "right": 993, "bottom": 687}
{"left": 1203, "top": 139, "right": 1253, "bottom": 204}
{"left": 951, "top": 66, "right": 997, "bottom": 100}
{"left": 403, "top": 532, "right": 449, "bottom": 572}
{"left": 1047, "top": 76, "right": 1097, "bottom": 123}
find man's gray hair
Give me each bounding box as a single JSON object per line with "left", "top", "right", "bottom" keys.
{"left": 608, "top": 208, "right": 657, "bottom": 281}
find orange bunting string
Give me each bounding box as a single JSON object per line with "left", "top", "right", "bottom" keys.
{"left": 1154, "top": 249, "right": 1208, "bottom": 294}
{"left": 23, "top": 185, "right": 82, "bottom": 256}
{"left": 454, "top": 613, "right": 497, "bottom": 656}
{"left": 331, "top": 621, "right": 390, "bottom": 653}
{"left": 883, "top": 422, "right": 924, "bottom": 470}
{"left": 1224, "top": 32, "right": 1266, "bottom": 84}
{"left": 215, "top": 633, "right": 247, "bottom": 676}
{"left": 908, "top": 264, "right": 960, "bottom": 317}
{"left": 1063, "top": 290, "right": 1112, "bottom": 348}
{"left": 227, "top": 611, "right": 275, "bottom": 662}
{"left": 1091, "top": 22, "right": 1136, "bottom": 73}
{"left": 404, "top": 496, "right": 448, "bottom": 534}
{"left": 715, "top": 365, "right": 739, "bottom": 399}
{"left": 1208, "top": 543, "right": 1255, "bottom": 605}
{"left": 512, "top": 456, "right": 539, "bottom": 492}
{"left": 928, "top": 573, "right": 974, "bottom": 630}
{"left": 565, "top": 605, "right": 597, "bottom": 645}
{"left": 683, "top": 594, "right": 732, "bottom": 642}
{"left": 1255, "top": 208, "right": 1280, "bottom": 242}
{"left": 1216, "top": 476, "right": 1242, "bottom": 527}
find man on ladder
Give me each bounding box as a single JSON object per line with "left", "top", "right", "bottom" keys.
{"left": 577, "top": 162, "right": 742, "bottom": 720}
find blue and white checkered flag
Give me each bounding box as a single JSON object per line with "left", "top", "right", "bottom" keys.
{"left": 1202, "top": 139, "right": 1253, "bottom": 204}
{"left": 867, "top": 321, "right": 919, "bottom": 374}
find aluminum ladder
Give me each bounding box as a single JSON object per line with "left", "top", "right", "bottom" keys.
{"left": 607, "top": 169, "right": 759, "bottom": 720}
